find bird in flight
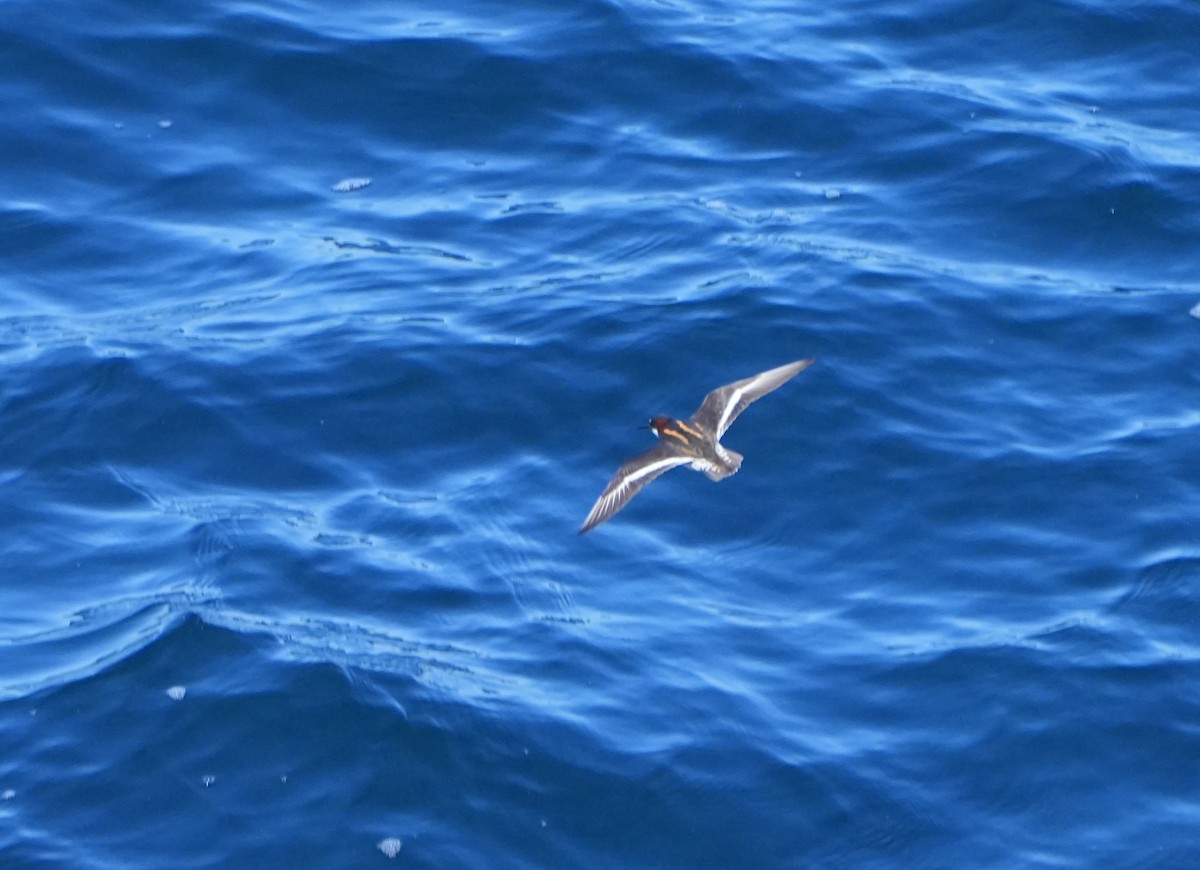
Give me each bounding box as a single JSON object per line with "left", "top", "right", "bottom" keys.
{"left": 580, "top": 358, "right": 814, "bottom": 533}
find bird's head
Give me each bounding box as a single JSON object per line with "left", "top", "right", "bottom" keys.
{"left": 647, "top": 415, "right": 672, "bottom": 437}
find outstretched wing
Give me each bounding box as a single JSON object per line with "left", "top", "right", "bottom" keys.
{"left": 579, "top": 445, "right": 691, "bottom": 533}
{"left": 690, "top": 358, "right": 813, "bottom": 438}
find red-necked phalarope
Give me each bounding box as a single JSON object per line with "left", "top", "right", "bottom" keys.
{"left": 580, "top": 358, "right": 814, "bottom": 533}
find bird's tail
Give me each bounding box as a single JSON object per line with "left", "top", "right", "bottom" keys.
{"left": 704, "top": 448, "right": 742, "bottom": 481}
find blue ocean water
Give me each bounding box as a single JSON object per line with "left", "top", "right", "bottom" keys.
{"left": 3, "top": 0, "right": 1200, "bottom": 866}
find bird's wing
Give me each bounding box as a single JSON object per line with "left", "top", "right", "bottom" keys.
{"left": 579, "top": 445, "right": 692, "bottom": 533}
{"left": 690, "top": 358, "right": 813, "bottom": 438}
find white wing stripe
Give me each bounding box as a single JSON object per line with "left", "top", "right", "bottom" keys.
{"left": 583, "top": 455, "right": 690, "bottom": 527}
{"left": 618, "top": 455, "right": 689, "bottom": 486}
{"left": 716, "top": 384, "right": 749, "bottom": 436}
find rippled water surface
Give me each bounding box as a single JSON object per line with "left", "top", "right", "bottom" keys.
{"left": 3, "top": 0, "right": 1200, "bottom": 867}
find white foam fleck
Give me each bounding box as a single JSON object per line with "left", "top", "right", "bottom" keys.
{"left": 332, "top": 177, "right": 372, "bottom": 193}
{"left": 377, "top": 837, "right": 403, "bottom": 858}
{"left": 1189, "top": 301, "right": 1200, "bottom": 320}
{"left": 166, "top": 685, "right": 186, "bottom": 701}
